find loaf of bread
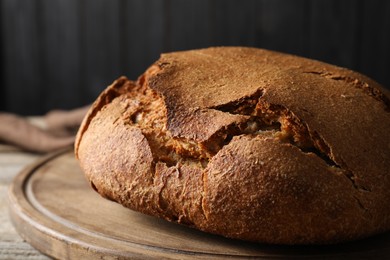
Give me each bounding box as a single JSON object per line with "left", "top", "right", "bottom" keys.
{"left": 75, "top": 47, "right": 390, "bottom": 244}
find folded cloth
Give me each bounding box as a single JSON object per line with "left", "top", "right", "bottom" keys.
{"left": 0, "top": 106, "right": 89, "bottom": 153}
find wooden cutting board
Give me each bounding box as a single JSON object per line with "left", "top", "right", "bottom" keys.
{"left": 8, "top": 149, "right": 390, "bottom": 259}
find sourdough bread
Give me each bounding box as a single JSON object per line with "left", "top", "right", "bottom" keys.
{"left": 75, "top": 47, "right": 390, "bottom": 244}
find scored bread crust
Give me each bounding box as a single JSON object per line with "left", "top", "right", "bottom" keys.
{"left": 75, "top": 47, "right": 390, "bottom": 244}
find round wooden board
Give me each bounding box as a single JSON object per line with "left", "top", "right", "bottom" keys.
{"left": 8, "top": 149, "right": 390, "bottom": 259}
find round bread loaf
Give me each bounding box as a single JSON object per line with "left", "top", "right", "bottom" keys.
{"left": 75, "top": 47, "right": 390, "bottom": 244}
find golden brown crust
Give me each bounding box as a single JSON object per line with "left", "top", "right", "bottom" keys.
{"left": 75, "top": 47, "right": 390, "bottom": 244}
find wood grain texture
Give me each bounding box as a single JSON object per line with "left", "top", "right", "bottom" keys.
{"left": 255, "top": 0, "right": 306, "bottom": 55}
{"left": 308, "top": 0, "right": 360, "bottom": 70}
{"left": 167, "top": 0, "right": 212, "bottom": 51}
{"left": 1, "top": 0, "right": 390, "bottom": 115}
{"left": 38, "top": 0, "right": 83, "bottom": 110}
{"left": 2, "top": 0, "right": 45, "bottom": 115}
{"left": 0, "top": 242, "right": 50, "bottom": 260}
{"left": 81, "top": 0, "right": 122, "bottom": 103}
{"left": 358, "top": 0, "right": 390, "bottom": 89}
{"left": 121, "top": 0, "right": 164, "bottom": 80}
{"left": 7, "top": 149, "right": 390, "bottom": 259}
{"left": 211, "top": 0, "right": 256, "bottom": 47}
{"left": 0, "top": 145, "right": 48, "bottom": 260}
{"left": 0, "top": 3, "right": 4, "bottom": 112}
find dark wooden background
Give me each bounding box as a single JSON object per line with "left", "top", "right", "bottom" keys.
{"left": 1, "top": 0, "right": 390, "bottom": 115}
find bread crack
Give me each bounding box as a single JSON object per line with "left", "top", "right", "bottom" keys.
{"left": 255, "top": 102, "right": 342, "bottom": 168}
{"left": 120, "top": 75, "right": 371, "bottom": 195}
{"left": 210, "top": 88, "right": 264, "bottom": 115}
{"left": 200, "top": 116, "right": 281, "bottom": 157}
{"left": 261, "top": 103, "right": 372, "bottom": 193}
{"left": 210, "top": 95, "right": 339, "bottom": 168}
{"left": 279, "top": 121, "right": 371, "bottom": 193}
{"left": 208, "top": 93, "right": 344, "bottom": 171}
{"left": 120, "top": 80, "right": 210, "bottom": 169}
{"left": 339, "top": 164, "right": 371, "bottom": 193}
{"left": 213, "top": 95, "right": 372, "bottom": 193}
{"left": 304, "top": 71, "right": 390, "bottom": 112}
{"left": 353, "top": 195, "right": 371, "bottom": 217}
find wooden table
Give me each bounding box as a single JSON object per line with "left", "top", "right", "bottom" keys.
{"left": 0, "top": 144, "right": 50, "bottom": 259}
{"left": 2, "top": 143, "right": 390, "bottom": 259}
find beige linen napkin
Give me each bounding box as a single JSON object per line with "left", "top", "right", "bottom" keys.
{"left": 0, "top": 106, "right": 89, "bottom": 153}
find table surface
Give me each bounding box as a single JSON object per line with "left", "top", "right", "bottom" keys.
{"left": 0, "top": 143, "right": 50, "bottom": 260}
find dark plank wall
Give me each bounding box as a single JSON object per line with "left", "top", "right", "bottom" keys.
{"left": 1, "top": 0, "right": 390, "bottom": 115}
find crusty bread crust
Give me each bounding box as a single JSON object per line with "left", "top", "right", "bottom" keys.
{"left": 75, "top": 47, "right": 390, "bottom": 244}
